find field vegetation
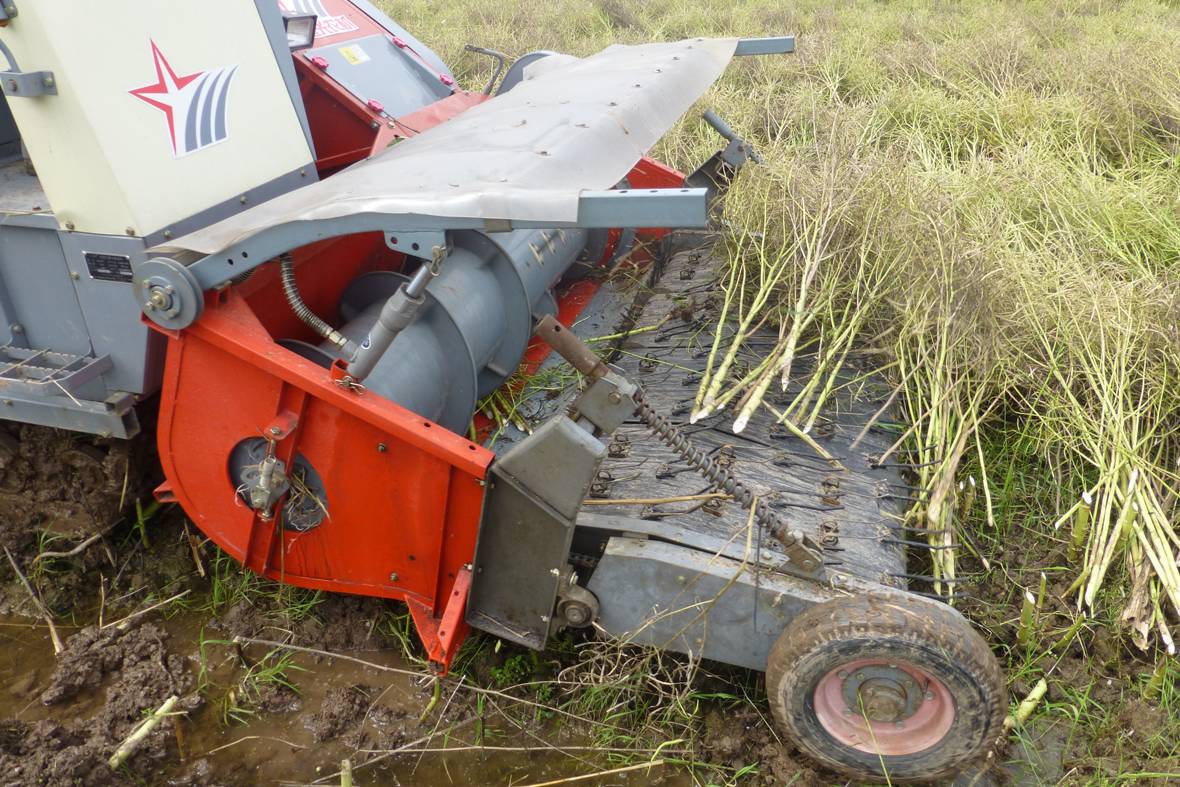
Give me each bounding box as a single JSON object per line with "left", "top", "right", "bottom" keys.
{"left": 390, "top": 0, "right": 1180, "bottom": 782}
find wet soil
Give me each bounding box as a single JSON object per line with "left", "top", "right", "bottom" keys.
{"left": 0, "top": 429, "right": 1171, "bottom": 785}
{"left": 0, "top": 508, "right": 693, "bottom": 786}
{"left": 0, "top": 423, "right": 150, "bottom": 553}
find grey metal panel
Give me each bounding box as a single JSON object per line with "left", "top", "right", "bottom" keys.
{"left": 587, "top": 536, "right": 835, "bottom": 672}
{"left": 254, "top": 0, "right": 317, "bottom": 158}
{"left": 468, "top": 416, "right": 606, "bottom": 649}
{"left": 304, "top": 34, "right": 450, "bottom": 119}
{"left": 0, "top": 224, "right": 90, "bottom": 354}
{"left": 344, "top": 0, "right": 452, "bottom": 76}
{"left": 54, "top": 232, "right": 164, "bottom": 395}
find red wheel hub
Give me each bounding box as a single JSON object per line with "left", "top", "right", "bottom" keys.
{"left": 813, "top": 658, "right": 955, "bottom": 755}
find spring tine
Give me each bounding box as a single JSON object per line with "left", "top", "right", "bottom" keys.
{"left": 904, "top": 589, "right": 976, "bottom": 601}
{"left": 889, "top": 571, "right": 978, "bottom": 583}
{"left": 769, "top": 500, "right": 844, "bottom": 512}
{"left": 878, "top": 493, "right": 924, "bottom": 503}
{"left": 883, "top": 537, "right": 961, "bottom": 550}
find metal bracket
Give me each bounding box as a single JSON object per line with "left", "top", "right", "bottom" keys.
{"left": 0, "top": 2, "right": 16, "bottom": 22}
{"left": 170, "top": 187, "right": 708, "bottom": 301}
{"left": 384, "top": 230, "right": 447, "bottom": 260}
{"left": 0, "top": 69, "right": 54, "bottom": 98}
{"left": 0, "top": 38, "right": 55, "bottom": 99}
{"left": 734, "top": 36, "right": 796, "bottom": 56}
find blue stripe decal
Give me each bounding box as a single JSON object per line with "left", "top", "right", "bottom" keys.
{"left": 214, "top": 67, "right": 237, "bottom": 142}
{"left": 184, "top": 72, "right": 209, "bottom": 154}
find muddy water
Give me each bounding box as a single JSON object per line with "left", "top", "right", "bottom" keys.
{"left": 1, "top": 611, "right": 683, "bottom": 786}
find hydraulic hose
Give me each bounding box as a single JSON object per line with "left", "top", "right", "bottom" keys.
{"left": 279, "top": 254, "right": 357, "bottom": 357}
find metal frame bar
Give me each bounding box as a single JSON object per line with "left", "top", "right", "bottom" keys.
{"left": 735, "top": 36, "right": 796, "bottom": 56}
{"left": 181, "top": 187, "right": 708, "bottom": 291}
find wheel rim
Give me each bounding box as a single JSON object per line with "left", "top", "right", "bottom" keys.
{"left": 812, "top": 658, "right": 955, "bottom": 755}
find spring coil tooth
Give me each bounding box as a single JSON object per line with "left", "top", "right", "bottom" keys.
{"left": 633, "top": 390, "right": 794, "bottom": 544}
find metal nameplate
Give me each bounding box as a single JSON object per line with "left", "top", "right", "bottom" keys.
{"left": 84, "top": 252, "right": 134, "bottom": 283}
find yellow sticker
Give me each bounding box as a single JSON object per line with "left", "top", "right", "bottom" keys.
{"left": 338, "top": 44, "right": 370, "bottom": 66}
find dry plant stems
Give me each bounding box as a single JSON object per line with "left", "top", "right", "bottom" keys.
{"left": 1004, "top": 678, "right": 1048, "bottom": 731}
{"left": 109, "top": 695, "right": 180, "bottom": 769}
{"left": 3, "top": 545, "right": 63, "bottom": 654}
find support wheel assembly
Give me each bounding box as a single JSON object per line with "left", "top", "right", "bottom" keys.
{"left": 766, "top": 592, "right": 1004, "bottom": 783}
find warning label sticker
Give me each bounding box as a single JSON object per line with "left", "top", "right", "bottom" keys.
{"left": 276, "top": 1, "right": 359, "bottom": 39}
{"left": 316, "top": 15, "right": 359, "bottom": 38}
{"left": 338, "top": 44, "right": 370, "bottom": 66}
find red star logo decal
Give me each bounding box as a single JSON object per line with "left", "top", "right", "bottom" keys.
{"left": 129, "top": 41, "right": 206, "bottom": 156}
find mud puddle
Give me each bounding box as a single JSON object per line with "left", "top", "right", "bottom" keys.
{"left": 0, "top": 609, "right": 687, "bottom": 786}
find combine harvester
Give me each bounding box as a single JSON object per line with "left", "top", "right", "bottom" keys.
{"left": 0, "top": 1, "right": 1004, "bottom": 780}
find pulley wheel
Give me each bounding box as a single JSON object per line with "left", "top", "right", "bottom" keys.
{"left": 765, "top": 592, "right": 1004, "bottom": 783}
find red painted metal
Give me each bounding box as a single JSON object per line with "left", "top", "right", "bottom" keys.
{"left": 154, "top": 7, "right": 695, "bottom": 671}
{"left": 813, "top": 659, "right": 955, "bottom": 754}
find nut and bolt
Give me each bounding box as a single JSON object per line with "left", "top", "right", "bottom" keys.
{"left": 608, "top": 391, "right": 622, "bottom": 404}
{"left": 9, "top": 323, "right": 22, "bottom": 334}
{"left": 269, "top": 426, "right": 282, "bottom": 436}
{"left": 388, "top": 572, "right": 399, "bottom": 582}
{"left": 377, "top": 443, "right": 387, "bottom": 452}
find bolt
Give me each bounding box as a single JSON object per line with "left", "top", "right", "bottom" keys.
{"left": 65, "top": 221, "right": 75, "bottom": 231}
{"left": 894, "top": 721, "right": 905, "bottom": 729}
{"left": 125, "top": 227, "right": 136, "bottom": 236}
{"left": 70, "top": 271, "right": 80, "bottom": 280}
{"left": 7, "top": 79, "right": 17, "bottom": 93}
{"left": 43, "top": 75, "right": 54, "bottom": 88}
{"left": 269, "top": 426, "right": 282, "bottom": 436}
{"left": 163, "top": 230, "right": 173, "bottom": 239}
{"left": 539, "top": 615, "right": 549, "bottom": 623}
{"left": 549, "top": 568, "right": 560, "bottom": 576}
{"left": 837, "top": 670, "right": 849, "bottom": 679}
{"left": 3, "top": 5, "right": 15, "bottom": 15}
{"left": 389, "top": 572, "right": 398, "bottom": 582}
{"left": 377, "top": 443, "right": 387, "bottom": 452}
{"left": 239, "top": 195, "right": 247, "bottom": 204}
{"left": 925, "top": 690, "right": 935, "bottom": 701}
{"left": 9, "top": 324, "right": 21, "bottom": 334}
{"left": 608, "top": 391, "right": 622, "bottom": 404}
{"left": 856, "top": 673, "right": 865, "bottom": 680}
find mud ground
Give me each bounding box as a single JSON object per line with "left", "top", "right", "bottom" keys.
{"left": 0, "top": 450, "right": 1173, "bottom": 785}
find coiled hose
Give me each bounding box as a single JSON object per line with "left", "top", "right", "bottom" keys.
{"left": 279, "top": 254, "right": 356, "bottom": 356}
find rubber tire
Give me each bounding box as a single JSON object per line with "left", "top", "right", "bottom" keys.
{"left": 766, "top": 592, "right": 1005, "bottom": 783}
